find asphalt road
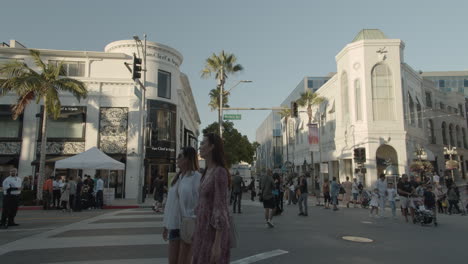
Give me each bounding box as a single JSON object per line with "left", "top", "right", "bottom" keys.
{"left": 0, "top": 199, "right": 467, "bottom": 264}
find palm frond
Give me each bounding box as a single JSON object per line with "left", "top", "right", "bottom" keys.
{"left": 11, "top": 91, "right": 36, "bottom": 120}
{"left": 53, "top": 78, "right": 88, "bottom": 101}
{"left": 29, "top": 49, "right": 47, "bottom": 72}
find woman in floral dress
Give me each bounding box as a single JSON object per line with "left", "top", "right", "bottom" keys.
{"left": 192, "top": 133, "right": 231, "bottom": 264}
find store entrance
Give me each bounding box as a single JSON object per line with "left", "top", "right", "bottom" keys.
{"left": 146, "top": 162, "right": 175, "bottom": 195}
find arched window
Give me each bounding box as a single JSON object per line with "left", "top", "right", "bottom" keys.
{"left": 456, "top": 125, "right": 461, "bottom": 147}
{"left": 341, "top": 72, "right": 349, "bottom": 121}
{"left": 416, "top": 99, "right": 422, "bottom": 128}
{"left": 449, "top": 124, "right": 454, "bottom": 146}
{"left": 442, "top": 122, "right": 447, "bottom": 145}
{"left": 409, "top": 94, "right": 415, "bottom": 126}
{"left": 355, "top": 79, "right": 362, "bottom": 121}
{"left": 371, "top": 64, "right": 395, "bottom": 120}
{"left": 463, "top": 128, "right": 467, "bottom": 149}
{"left": 427, "top": 119, "right": 435, "bottom": 144}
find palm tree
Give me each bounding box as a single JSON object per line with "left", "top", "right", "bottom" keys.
{"left": 0, "top": 49, "right": 88, "bottom": 201}
{"left": 208, "top": 87, "right": 229, "bottom": 111}
{"left": 296, "top": 89, "right": 325, "bottom": 124}
{"left": 201, "top": 50, "right": 243, "bottom": 136}
{"left": 278, "top": 107, "right": 292, "bottom": 163}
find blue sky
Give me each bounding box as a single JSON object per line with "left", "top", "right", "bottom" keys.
{"left": 2, "top": 0, "right": 468, "bottom": 141}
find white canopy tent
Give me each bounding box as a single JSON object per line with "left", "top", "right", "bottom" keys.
{"left": 55, "top": 147, "right": 125, "bottom": 202}
{"left": 55, "top": 147, "right": 125, "bottom": 170}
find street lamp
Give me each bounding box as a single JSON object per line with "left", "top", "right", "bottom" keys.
{"left": 444, "top": 145, "right": 457, "bottom": 182}
{"left": 218, "top": 80, "right": 252, "bottom": 137}
{"left": 133, "top": 34, "right": 147, "bottom": 204}
{"left": 413, "top": 145, "right": 427, "bottom": 182}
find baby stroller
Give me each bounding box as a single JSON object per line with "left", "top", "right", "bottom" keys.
{"left": 413, "top": 203, "right": 437, "bottom": 226}
{"left": 360, "top": 190, "right": 371, "bottom": 208}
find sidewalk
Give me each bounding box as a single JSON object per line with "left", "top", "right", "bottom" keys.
{"left": 1, "top": 198, "right": 156, "bottom": 211}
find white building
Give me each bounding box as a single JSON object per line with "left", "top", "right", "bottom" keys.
{"left": 0, "top": 39, "right": 200, "bottom": 199}
{"left": 256, "top": 29, "right": 468, "bottom": 187}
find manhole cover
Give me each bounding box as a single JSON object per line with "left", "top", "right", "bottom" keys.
{"left": 342, "top": 236, "right": 373, "bottom": 243}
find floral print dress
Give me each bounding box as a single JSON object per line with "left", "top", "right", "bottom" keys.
{"left": 192, "top": 167, "right": 231, "bottom": 264}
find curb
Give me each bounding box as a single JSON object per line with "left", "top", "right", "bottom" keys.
{"left": 1, "top": 205, "right": 152, "bottom": 211}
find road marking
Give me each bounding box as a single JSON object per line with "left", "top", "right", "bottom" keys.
{"left": 361, "top": 221, "right": 373, "bottom": 224}
{"left": 46, "top": 258, "right": 168, "bottom": 264}
{"left": 0, "top": 227, "right": 57, "bottom": 232}
{"left": 231, "top": 249, "right": 289, "bottom": 264}
{"left": 16, "top": 217, "right": 83, "bottom": 220}
{"left": 342, "top": 236, "right": 373, "bottom": 243}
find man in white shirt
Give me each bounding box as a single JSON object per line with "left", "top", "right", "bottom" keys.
{"left": 375, "top": 174, "right": 388, "bottom": 217}
{"left": 1, "top": 168, "right": 22, "bottom": 229}
{"left": 95, "top": 175, "right": 104, "bottom": 209}
{"left": 351, "top": 178, "right": 360, "bottom": 208}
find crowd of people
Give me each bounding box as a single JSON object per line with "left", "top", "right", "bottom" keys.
{"left": 252, "top": 169, "right": 467, "bottom": 228}
{"left": 42, "top": 174, "right": 104, "bottom": 212}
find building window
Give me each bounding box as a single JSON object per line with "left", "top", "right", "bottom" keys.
{"left": 158, "top": 70, "right": 171, "bottom": 99}
{"left": 459, "top": 104, "right": 464, "bottom": 117}
{"left": 416, "top": 99, "right": 422, "bottom": 128}
{"left": 0, "top": 105, "right": 22, "bottom": 138}
{"left": 355, "top": 79, "right": 362, "bottom": 121}
{"left": 464, "top": 79, "right": 468, "bottom": 87}
{"left": 440, "top": 102, "right": 445, "bottom": 110}
{"left": 371, "top": 64, "right": 395, "bottom": 120}
{"left": 307, "top": 80, "right": 314, "bottom": 89}
{"left": 341, "top": 72, "right": 349, "bottom": 121}
{"left": 49, "top": 60, "right": 85, "bottom": 77}
{"left": 463, "top": 128, "right": 467, "bottom": 149}
{"left": 152, "top": 110, "right": 176, "bottom": 142}
{"left": 45, "top": 107, "right": 86, "bottom": 139}
{"left": 442, "top": 122, "right": 447, "bottom": 145}
{"left": 427, "top": 119, "right": 436, "bottom": 144}
{"left": 425, "top": 92, "right": 432, "bottom": 108}
{"left": 449, "top": 124, "right": 454, "bottom": 146}
{"left": 456, "top": 125, "right": 461, "bottom": 147}
{"left": 409, "top": 94, "right": 415, "bottom": 126}
{"left": 439, "top": 80, "right": 445, "bottom": 88}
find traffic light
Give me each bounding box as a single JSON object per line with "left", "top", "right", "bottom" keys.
{"left": 353, "top": 148, "right": 366, "bottom": 163}
{"left": 132, "top": 54, "right": 142, "bottom": 80}
{"left": 291, "top": 102, "right": 298, "bottom": 118}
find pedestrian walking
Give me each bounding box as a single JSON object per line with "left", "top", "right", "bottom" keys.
{"left": 1, "top": 168, "right": 22, "bottom": 229}
{"left": 298, "top": 176, "right": 308, "bottom": 216}
{"left": 397, "top": 175, "right": 415, "bottom": 223}
{"left": 248, "top": 177, "right": 256, "bottom": 201}
{"left": 342, "top": 176, "right": 352, "bottom": 208}
{"left": 351, "top": 178, "right": 359, "bottom": 208}
{"left": 387, "top": 182, "right": 397, "bottom": 218}
{"left": 434, "top": 185, "right": 445, "bottom": 214}
{"left": 260, "top": 170, "right": 276, "bottom": 228}
{"left": 288, "top": 180, "right": 296, "bottom": 205}
{"left": 330, "top": 177, "right": 340, "bottom": 211}
{"left": 42, "top": 176, "right": 53, "bottom": 210}
{"left": 68, "top": 176, "right": 77, "bottom": 211}
{"left": 232, "top": 172, "right": 243, "bottom": 213}
{"left": 273, "top": 173, "right": 283, "bottom": 215}
{"left": 163, "top": 146, "right": 201, "bottom": 264}
{"left": 447, "top": 184, "right": 461, "bottom": 214}
{"left": 323, "top": 179, "right": 331, "bottom": 209}
{"left": 369, "top": 188, "right": 380, "bottom": 217}
{"left": 52, "top": 176, "right": 61, "bottom": 209}
{"left": 192, "top": 133, "right": 231, "bottom": 264}
{"left": 423, "top": 185, "right": 438, "bottom": 225}
{"left": 60, "top": 177, "right": 70, "bottom": 212}
{"left": 75, "top": 176, "right": 83, "bottom": 212}
{"left": 375, "top": 174, "right": 388, "bottom": 217}
{"left": 95, "top": 175, "right": 104, "bottom": 209}
{"left": 314, "top": 177, "right": 321, "bottom": 206}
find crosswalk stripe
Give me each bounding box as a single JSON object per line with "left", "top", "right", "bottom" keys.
{"left": 45, "top": 258, "right": 168, "bottom": 264}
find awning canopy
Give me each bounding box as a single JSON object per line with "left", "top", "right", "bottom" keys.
{"left": 54, "top": 147, "right": 125, "bottom": 170}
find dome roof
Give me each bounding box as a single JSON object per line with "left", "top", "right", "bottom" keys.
{"left": 352, "top": 29, "right": 388, "bottom": 42}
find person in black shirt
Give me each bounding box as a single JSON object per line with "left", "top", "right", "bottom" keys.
{"left": 298, "top": 176, "right": 309, "bottom": 216}
{"left": 397, "top": 175, "right": 415, "bottom": 222}
{"left": 423, "top": 185, "right": 437, "bottom": 224}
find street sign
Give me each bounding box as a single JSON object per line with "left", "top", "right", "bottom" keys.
{"left": 134, "top": 87, "right": 142, "bottom": 100}
{"left": 224, "top": 114, "right": 241, "bottom": 120}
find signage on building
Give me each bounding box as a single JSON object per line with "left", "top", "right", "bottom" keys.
{"left": 224, "top": 114, "right": 241, "bottom": 120}
{"left": 146, "top": 140, "right": 176, "bottom": 159}
{"left": 308, "top": 123, "right": 319, "bottom": 151}
{"left": 320, "top": 163, "right": 329, "bottom": 173}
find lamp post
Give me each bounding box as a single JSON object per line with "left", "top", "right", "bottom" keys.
{"left": 218, "top": 80, "right": 252, "bottom": 138}
{"left": 133, "top": 34, "right": 147, "bottom": 204}
{"left": 444, "top": 145, "right": 457, "bottom": 182}
{"left": 413, "top": 145, "right": 426, "bottom": 182}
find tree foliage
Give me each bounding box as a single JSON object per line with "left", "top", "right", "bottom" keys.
{"left": 202, "top": 121, "right": 255, "bottom": 167}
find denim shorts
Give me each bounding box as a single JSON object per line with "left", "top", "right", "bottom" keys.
{"left": 169, "top": 229, "right": 180, "bottom": 241}
{"left": 353, "top": 193, "right": 359, "bottom": 200}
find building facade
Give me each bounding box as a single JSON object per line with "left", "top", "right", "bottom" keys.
{"left": 0, "top": 39, "right": 200, "bottom": 199}
{"left": 256, "top": 29, "right": 468, "bottom": 187}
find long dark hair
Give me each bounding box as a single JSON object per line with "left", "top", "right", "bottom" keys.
{"left": 171, "top": 146, "right": 200, "bottom": 186}
{"left": 202, "top": 133, "right": 231, "bottom": 188}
